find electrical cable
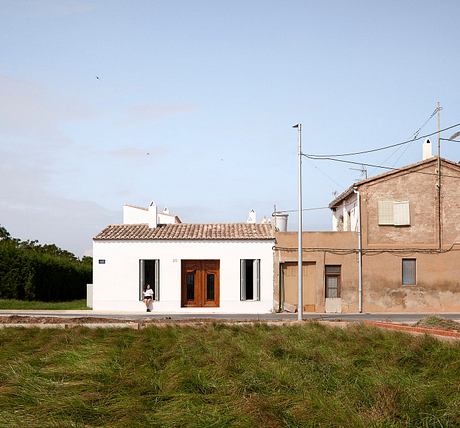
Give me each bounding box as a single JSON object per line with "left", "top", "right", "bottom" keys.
{"left": 306, "top": 123, "right": 460, "bottom": 158}
{"left": 367, "top": 108, "right": 439, "bottom": 176}
{"left": 274, "top": 207, "right": 329, "bottom": 214}
{"left": 302, "top": 155, "right": 460, "bottom": 180}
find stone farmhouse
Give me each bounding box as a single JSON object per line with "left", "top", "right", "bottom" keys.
{"left": 276, "top": 153, "right": 460, "bottom": 313}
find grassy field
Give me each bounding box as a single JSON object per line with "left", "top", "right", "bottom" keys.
{"left": 0, "top": 323, "right": 459, "bottom": 427}
{"left": 0, "top": 299, "right": 88, "bottom": 310}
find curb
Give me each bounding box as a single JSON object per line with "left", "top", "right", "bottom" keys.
{"left": 0, "top": 323, "right": 140, "bottom": 330}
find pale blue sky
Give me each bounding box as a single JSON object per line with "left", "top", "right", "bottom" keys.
{"left": 1, "top": 0, "right": 459, "bottom": 256}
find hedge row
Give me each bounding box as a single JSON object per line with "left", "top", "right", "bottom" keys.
{"left": 0, "top": 239, "right": 91, "bottom": 302}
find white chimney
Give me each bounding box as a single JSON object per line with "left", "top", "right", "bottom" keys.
{"left": 148, "top": 201, "right": 158, "bottom": 228}
{"left": 247, "top": 209, "right": 256, "bottom": 224}
{"left": 423, "top": 139, "right": 433, "bottom": 160}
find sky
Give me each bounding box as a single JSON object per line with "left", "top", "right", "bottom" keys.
{"left": 1, "top": 0, "right": 460, "bottom": 257}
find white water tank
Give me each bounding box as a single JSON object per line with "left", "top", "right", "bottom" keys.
{"left": 272, "top": 213, "right": 288, "bottom": 232}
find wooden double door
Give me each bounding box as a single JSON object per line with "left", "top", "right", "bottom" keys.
{"left": 181, "top": 260, "right": 220, "bottom": 307}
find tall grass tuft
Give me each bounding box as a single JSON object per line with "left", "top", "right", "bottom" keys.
{"left": 0, "top": 323, "right": 459, "bottom": 427}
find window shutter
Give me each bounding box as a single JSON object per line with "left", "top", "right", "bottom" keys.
{"left": 240, "top": 260, "right": 246, "bottom": 300}
{"left": 139, "top": 260, "right": 145, "bottom": 301}
{"left": 378, "top": 201, "right": 394, "bottom": 225}
{"left": 253, "top": 259, "right": 260, "bottom": 301}
{"left": 154, "top": 259, "right": 160, "bottom": 301}
{"left": 394, "top": 201, "right": 410, "bottom": 226}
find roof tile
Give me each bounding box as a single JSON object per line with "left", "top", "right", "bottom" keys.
{"left": 94, "top": 223, "right": 274, "bottom": 241}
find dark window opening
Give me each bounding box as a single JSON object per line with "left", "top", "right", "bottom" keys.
{"left": 240, "top": 259, "right": 260, "bottom": 301}
{"left": 139, "top": 259, "right": 160, "bottom": 301}
{"left": 245, "top": 261, "right": 254, "bottom": 300}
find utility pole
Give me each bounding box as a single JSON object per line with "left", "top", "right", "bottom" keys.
{"left": 437, "top": 102, "right": 442, "bottom": 250}
{"left": 293, "top": 123, "right": 303, "bottom": 321}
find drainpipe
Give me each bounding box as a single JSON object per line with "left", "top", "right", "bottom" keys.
{"left": 353, "top": 188, "right": 363, "bottom": 313}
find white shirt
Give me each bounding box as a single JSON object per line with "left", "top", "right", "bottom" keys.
{"left": 143, "top": 288, "right": 154, "bottom": 298}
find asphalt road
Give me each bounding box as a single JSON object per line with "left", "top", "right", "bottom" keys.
{"left": 0, "top": 310, "right": 459, "bottom": 323}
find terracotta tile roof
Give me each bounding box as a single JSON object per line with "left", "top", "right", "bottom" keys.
{"left": 94, "top": 223, "right": 274, "bottom": 241}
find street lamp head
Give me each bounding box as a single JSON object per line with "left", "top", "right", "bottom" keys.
{"left": 292, "top": 123, "right": 301, "bottom": 129}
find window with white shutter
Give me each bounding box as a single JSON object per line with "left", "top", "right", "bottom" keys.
{"left": 378, "top": 201, "right": 394, "bottom": 225}
{"left": 378, "top": 201, "right": 410, "bottom": 226}
{"left": 394, "top": 201, "right": 410, "bottom": 226}
{"left": 139, "top": 259, "right": 160, "bottom": 301}
{"left": 240, "top": 259, "right": 260, "bottom": 301}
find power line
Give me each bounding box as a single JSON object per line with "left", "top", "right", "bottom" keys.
{"left": 306, "top": 123, "right": 460, "bottom": 158}
{"left": 368, "top": 108, "right": 439, "bottom": 176}
{"left": 307, "top": 158, "right": 343, "bottom": 188}
{"left": 412, "top": 107, "right": 440, "bottom": 140}
{"left": 302, "top": 154, "right": 460, "bottom": 180}
{"left": 274, "top": 206, "right": 329, "bottom": 214}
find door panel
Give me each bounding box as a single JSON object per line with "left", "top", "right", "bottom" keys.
{"left": 182, "top": 260, "right": 220, "bottom": 307}
{"left": 282, "top": 262, "right": 316, "bottom": 312}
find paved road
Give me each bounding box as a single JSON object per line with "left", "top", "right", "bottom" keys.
{"left": 1, "top": 310, "right": 459, "bottom": 323}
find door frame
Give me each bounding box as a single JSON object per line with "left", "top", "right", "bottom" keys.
{"left": 181, "top": 260, "right": 220, "bottom": 307}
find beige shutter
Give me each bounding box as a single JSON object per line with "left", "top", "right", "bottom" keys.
{"left": 394, "top": 201, "right": 410, "bottom": 226}
{"left": 378, "top": 201, "right": 394, "bottom": 225}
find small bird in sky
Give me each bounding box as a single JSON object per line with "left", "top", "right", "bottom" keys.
{"left": 96, "top": 76, "right": 100, "bottom": 80}
{"left": 146, "top": 152, "right": 150, "bottom": 156}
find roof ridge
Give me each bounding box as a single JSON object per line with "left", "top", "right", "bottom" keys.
{"left": 94, "top": 222, "right": 274, "bottom": 241}
{"left": 329, "top": 157, "right": 460, "bottom": 208}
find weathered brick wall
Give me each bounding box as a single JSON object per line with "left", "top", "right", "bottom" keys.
{"left": 274, "top": 232, "right": 358, "bottom": 313}
{"left": 361, "top": 162, "right": 438, "bottom": 247}
{"left": 360, "top": 159, "right": 460, "bottom": 312}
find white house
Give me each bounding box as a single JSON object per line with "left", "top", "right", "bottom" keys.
{"left": 92, "top": 202, "right": 275, "bottom": 313}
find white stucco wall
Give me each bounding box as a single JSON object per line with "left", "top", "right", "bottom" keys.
{"left": 92, "top": 239, "right": 275, "bottom": 313}
{"left": 123, "top": 205, "right": 178, "bottom": 226}
{"left": 332, "top": 193, "right": 358, "bottom": 232}
{"left": 123, "top": 205, "right": 151, "bottom": 224}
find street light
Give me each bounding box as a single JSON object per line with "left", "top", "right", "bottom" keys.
{"left": 293, "top": 123, "right": 303, "bottom": 321}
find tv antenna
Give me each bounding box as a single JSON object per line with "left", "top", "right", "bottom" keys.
{"left": 349, "top": 164, "right": 368, "bottom": 180}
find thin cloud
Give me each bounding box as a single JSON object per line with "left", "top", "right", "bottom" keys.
{"left": 0, "top": 74, "right": 92, "bottom": 145}
{"left": 108, "top": 146, "right": 169, "bottom": 159}
{"left": 0, "top": 149, "right": 117, "bottom": 257}
{"left": 126, "top": 103, "right": 197, "bottom": 121}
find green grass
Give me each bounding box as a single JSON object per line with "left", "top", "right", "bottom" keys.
{"left": 0, "top": 323, "right": 459, "bottom": 427}
{"left": 415, "top": 316, "right": 460, "bottom": 332}
{"left": 0, "top": 299, "right": 89, "bottom": 310}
